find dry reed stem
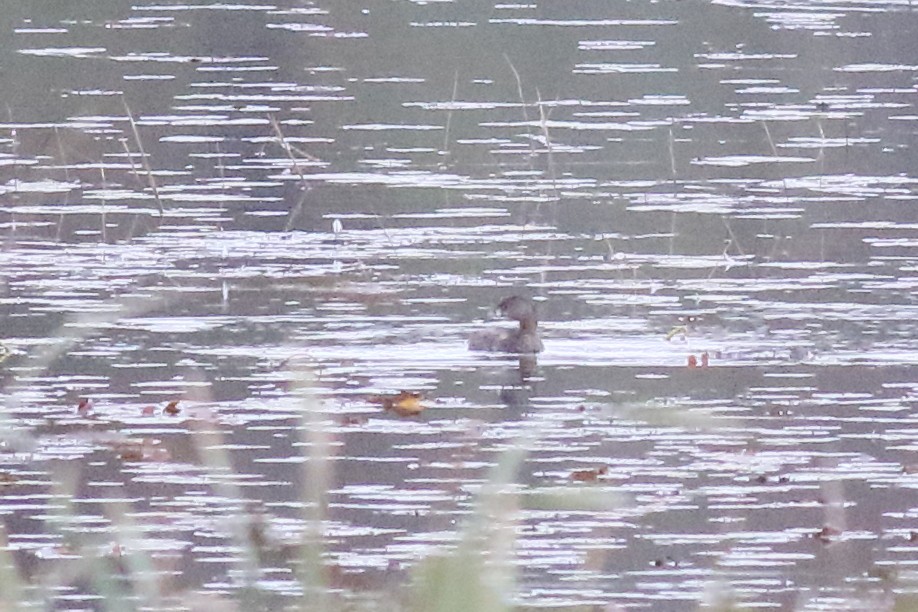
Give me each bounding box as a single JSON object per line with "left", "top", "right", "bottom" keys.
{"left": 269, "top": 114, "right": 311, "bottom": 183}
{"left": 270, "top": 115, "right": 321, "bottom": 233}
{"left": 503, "top": 54, "right": 537, "bottom": 161}
{"left": 122, "top": 98, "right": 163, "bottom": 218}
{"left": 668, "top": 124, "right": 677, "bottom": 181}
{"left": 442, "top": 69, "right": 460, "bottom": 159}
{"left": 99, "top": 165, "right": 108, "bottom": 243}
{"left": 761, "top": 120, "right": 791, "bottom": 204}
{"left": 535, "top": 88, "right": 557, "bottom": 193}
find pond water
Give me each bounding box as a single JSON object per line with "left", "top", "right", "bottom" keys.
{"left": 1, "top": 0, "right": 917, "bottom": 609}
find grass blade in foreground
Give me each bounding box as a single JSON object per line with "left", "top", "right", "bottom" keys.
{"left": 290, "top": 365, "right": 331, "bottom": 612}
{"left": 409, "top": 443, "right": 527, "bottom": 612}
{"left": 0, "top": 523, "right": 28, "bottom": 612}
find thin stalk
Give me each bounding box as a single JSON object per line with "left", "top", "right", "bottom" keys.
{"left": 762, "top": 120, "right": 778, "bottom": 157}
{"left": 669, "top": 211, "right": 676, "bottom": 256}
{"left": 442, "top": 69, "right": 460, "bottom": 160}
{"left": 119, "top": 137, "right": 150, "bottom": 239}
{"left": 668, "top": 124, "right": 677, "bottom": 183}
{"left": 762, "top": 120, "right": 790, "bottom": 203}
{"left": 122, "top": 98, "right": 163, "bottom": 219}
{"left": 54, "top": 127, "right": 70, "bottom": 242}
{"left": 99, "top": 165, "right": 108, "bottom": 244}
{"left": 721, "top": 216, "right": 745, "bottom": 257}
{"left": 503, "top": 54, "right": 537, "bottom": 160}
{"left": 215, "top": 140, "right": 226, "bottom": 181}
{"left": 534, "top": 88, "right": 558, "bottom": 273}
{"left": 535, "top": 88, "right": 557, "bottom": 195}
{"left": 284, "top": 190, "right": 310, "bottom": 232}
{"left": 269, "top": 114, "right": 310, "bottom": 184}
{"left": 271, "top": 115, "right": 307, "bottom": 232}
{"left": 7, "top": 106, "right": 19, "bottom": 239}
{"left": 54, "top": 126, "right": 71, "bottom": 182}
{"left": 815, "top": 114, "right": 826, "bottom": 184}
{"left": 271, "top": 115, "right": 326, "bottom": 234}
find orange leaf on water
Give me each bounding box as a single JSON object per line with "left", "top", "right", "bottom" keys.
{"left": 372, "top": 391, "right": 426, "bottom": 417}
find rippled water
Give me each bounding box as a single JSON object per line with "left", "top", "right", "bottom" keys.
{"left": 1, "top": 1, "right": 917, "bottom": 609}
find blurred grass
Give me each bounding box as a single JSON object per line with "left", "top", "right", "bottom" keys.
{"left": 1, "top": 315, "right": 917, "bottom": 611}
{"left": 291, "top": 366, "right": 332, "bottom": 612}
{"left": 409, "top": 443, "right": 526, "bottom": 612}
{"left": 0, "top": 524, "right": 28, "bottom": 611}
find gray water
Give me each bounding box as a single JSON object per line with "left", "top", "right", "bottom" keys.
{"left": 1, "top": 1, "right": 917, "bottom": 609}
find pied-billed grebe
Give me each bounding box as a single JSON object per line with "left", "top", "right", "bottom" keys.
{"left": 468, "top": 295, "right": 544, "bottom": 354}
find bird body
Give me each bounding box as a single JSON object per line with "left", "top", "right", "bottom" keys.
{"left": 468, "top": 295, "right": 543, "bottom": 354}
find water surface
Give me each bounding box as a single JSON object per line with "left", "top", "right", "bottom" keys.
{"left": 1, "top": 1, "right": 917, "bottom": 609}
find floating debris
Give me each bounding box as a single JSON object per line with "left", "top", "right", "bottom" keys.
{"left": 372, "top": 391, "right": 427, "bottom": 417}
{"left": 76, "top": 398, "right": 94, "bottom": 416}
{"left": 570, "top": 466, "right": 608, "bottom": 482}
